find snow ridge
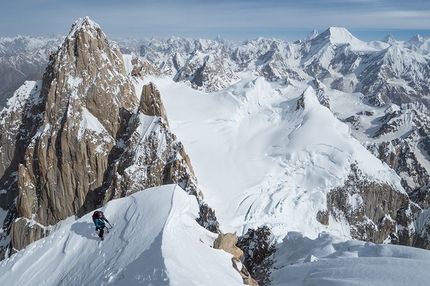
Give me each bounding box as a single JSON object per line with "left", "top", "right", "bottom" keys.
{"left": 0, "top": 185, "right": 243, "bottom": 286}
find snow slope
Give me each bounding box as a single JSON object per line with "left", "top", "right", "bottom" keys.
{"left": 271, "top": 231, "right": 430, "bottom": 286}
{"left": 155, "top": 76, "right": 402, "bottom": 241}
{"left": 2, "top": 75, "right": 430, "bottom": 285}
{"left": 0, "top": 185, "right": 243, "bottom": 286}
{"left": 1, "top": 185, "right": 429, "bottom": 286}
{"left": 150, "top": 76, "right": 430, "bottom": 285}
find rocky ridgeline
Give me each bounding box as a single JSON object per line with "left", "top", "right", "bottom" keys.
{"left": 2, "top": 27, "right": 430, "bottom": 106}
{"left": 0, "top": 17, "right": 217, "bottom": 258}
{"left": 133, "top": 28, "right": 430, "bottom": 107}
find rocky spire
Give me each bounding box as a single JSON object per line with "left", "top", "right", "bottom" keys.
{"left": 139, "top": 82, "right": 169, "bottom": 125}
{"left": 6, "top": 17, "right": 137, "bottom": 253}
{"left": 0, "top": 17, "right": 210, "bottom": 256}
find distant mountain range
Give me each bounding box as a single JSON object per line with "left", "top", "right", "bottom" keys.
{"left": 2, "top": 28, "right": 429, "bottom": 107}
{"left": 1, "top": 19, "right": 430, "bottom": 285}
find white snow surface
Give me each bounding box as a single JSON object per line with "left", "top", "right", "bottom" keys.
{"left": 0, "top": 185, "right": 243, "bottom": 286}
{"left": 2, "top": 186, "right": 429, "bottom": 286}
{"left": 155, "top": 77, "right": 402, "bottom": 240}
{"left": 271, "top": 231, "right": 430, "bottom": 286}
{"left": 324, "top": 27, "right": 374, "bottom": 50}
{"left": 2, "top": 74, "right": 430, "bottom": 285}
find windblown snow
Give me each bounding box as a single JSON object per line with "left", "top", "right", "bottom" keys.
{"left": 0, "top": 185, "right": 243, "bottom": 286}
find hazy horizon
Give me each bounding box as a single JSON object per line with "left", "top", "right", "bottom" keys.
{"left": 2, "top": 0, "right": 430, "bottom": 42}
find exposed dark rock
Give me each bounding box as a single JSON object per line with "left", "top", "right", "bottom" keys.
{"left": 214, "top": 232, "right": 259, "bottom": 286}
{"left": 237, "top": 226, "right": 276, "bottom": 286}
{"left": 323, "top": 163, "right": 415, "bottom": 245}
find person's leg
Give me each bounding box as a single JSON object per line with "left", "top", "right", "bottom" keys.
{"left": 99, "top": 227, "right": 104, "bottom": 239}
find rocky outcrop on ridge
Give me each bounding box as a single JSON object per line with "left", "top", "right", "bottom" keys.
{"left": 214, "top": 232, "right": 259, "bottom": 286}
{"left": 0, "top": 17, "right": 217, "bottom": 257}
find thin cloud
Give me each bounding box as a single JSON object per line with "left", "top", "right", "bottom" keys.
{"left": 1, "top": 0, "right": 429, "bottom": 40}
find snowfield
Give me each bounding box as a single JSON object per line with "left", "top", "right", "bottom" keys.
{"left": 155, "top": 77, "right": 403, "bottom": 241}
{"left": 1, "top": 185, "right": 430, "bottom": 285}
{"left": 271, "top": 232, "right": 430, "bottom": 285}
{"left": 0, "top": 185, "right": 243, "bottom": 286}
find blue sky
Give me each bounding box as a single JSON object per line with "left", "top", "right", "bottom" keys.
{"left": 2, "top": 0, "right": 430, "bottom": 42}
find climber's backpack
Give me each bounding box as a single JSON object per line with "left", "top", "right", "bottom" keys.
{"left": 92, "top": 211, "right": 99, "bottom": 222}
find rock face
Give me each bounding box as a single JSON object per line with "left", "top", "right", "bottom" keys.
{"left": 237, "top": 227, "right": 276, "bottom": 286}
{"left": 214, "top": 232, "right": 259, "bottom": 286}
{"left": 364, "top": 103, "right": 430, "bottom": 194}
{"left": 0, "top": 17, "right": 217, "bottom": 257}
{"left": 358, "top": 102, "right": 430, "bottom": 248}
{"left": 318, "top": 163, "right": 416, "bottom": 246}
{"left": 175, "top": 51, "right": 240, "bottom": 92}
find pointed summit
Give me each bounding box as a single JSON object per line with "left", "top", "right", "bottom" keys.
{"left": 382, "top": 34, "right": 396, "bottom": 44}
{"left": 304, "top": 30, "right": 319, "bottom": 41}
{"left": 308, "top": 27, "right": 374, "bottom": 51}
{"left": 406, "top": 34, "right": 423, "bottom": 46}
{"left": 44, "top": 16, "right": 133, "bottom": 137}
{"left": 7, "top": 17, "right": 139, "bottom": 252}
{"left": 2, "top": 17, "right": 206, "bottom": 256}
{"left": 68, "top": 17, "right": 104, "bottom": 41}
{"left": 317, "top": 27, "right": 362, "bottom": 45}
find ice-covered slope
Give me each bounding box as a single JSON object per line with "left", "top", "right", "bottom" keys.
{"left": 150, "top": 75, "right": 430, "bottom": 284}
{"left": 0, "top": 185, "right": 243, "bottom": 286}
{"left": 2, "top": 186, "right": 430, "bottom": 286}
{"left": 1, "top": 53, "right": 430, "bottom": 286}
{"left": 155, "top": 76, "right": 404, "bottom": 241}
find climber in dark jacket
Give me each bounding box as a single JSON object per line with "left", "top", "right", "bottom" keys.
{"left": 93, "top": 211, "right": 110, "bottom": 241}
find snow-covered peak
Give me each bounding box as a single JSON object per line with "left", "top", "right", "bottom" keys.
{"left": 404, "top": 34, "right": 430, "bottom": 55}
{"left": 306, "top": 26, "right": 377, "bottom": 55}
{"left": 319, "top": 27, "right": 361, "bottom": 45}
{"left": 381, "top": 34, "right": 397, "bottom": 44}
{"left": 407, "top": 34, "right": 423, "bottom": 45}
{"left": 304, "top": 29, "right": 319, "bottom": 41}
{"left": 67, "top": 16, "right": 103, "bottom": 40}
